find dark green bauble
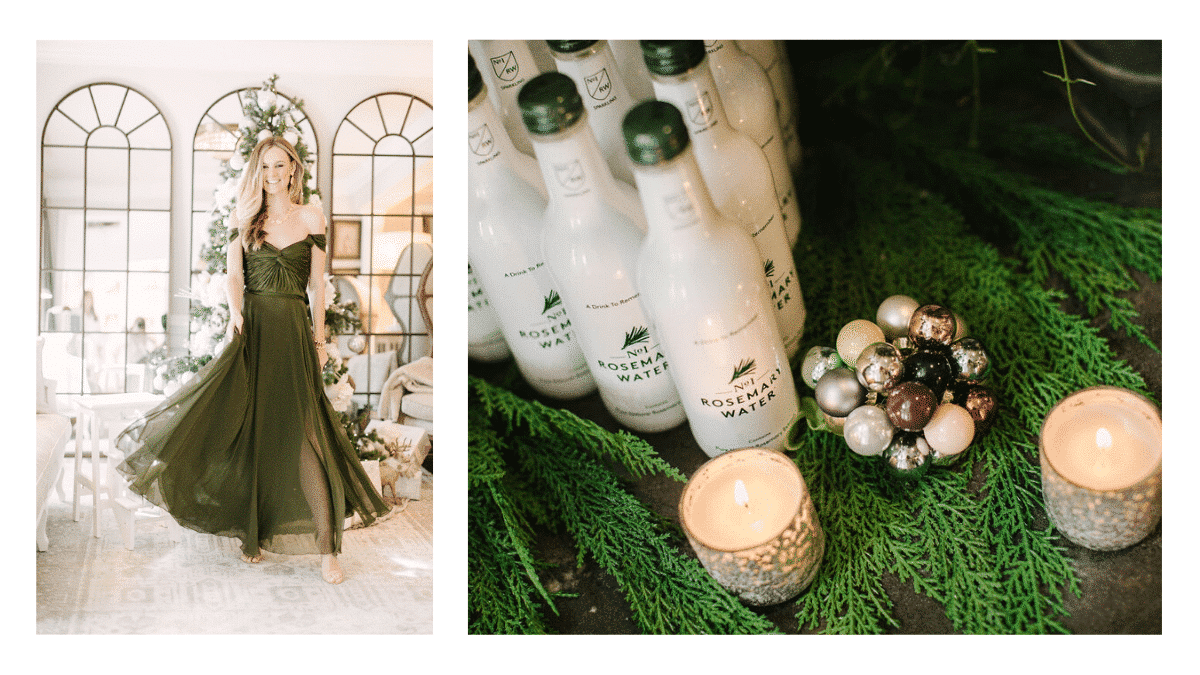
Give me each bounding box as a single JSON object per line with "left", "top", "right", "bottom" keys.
{"left": 903, "top": 349, "right": 955, "bottom": 400}
{"left": 883, "top": 431, "right": 932, "bottom": 479}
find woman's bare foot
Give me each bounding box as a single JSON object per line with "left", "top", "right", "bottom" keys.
{"left": 240, "top": 552, "right": 264, "bottom": 564}
{"left": 321, "top": 554, "right": 344, "bottom": 584}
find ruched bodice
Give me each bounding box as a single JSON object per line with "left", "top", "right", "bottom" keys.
{"left": 245, "top": 235, "right": 326, "bottom": 296}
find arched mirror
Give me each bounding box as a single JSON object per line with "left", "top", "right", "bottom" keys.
{"left": 331, "top": 92, "right": 433, "bottom": 410}
{"left": 40, "top": 82, "right": 172, "bottom": 396}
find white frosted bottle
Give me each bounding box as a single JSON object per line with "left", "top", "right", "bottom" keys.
{"left": 624, "top": 99, "right": 800, "bottom": 457}
{"left": 518, "top": 72, "right": 685, "bottom": 432}
{"left": 738, "top": 39, "right": 802, "bottom": 173}
{"left": 706, "top": 39, "right": 801, "bottom": 249}
{"left": 467, "top": 55, "right": 595, "bottom": 399}
{"left": 468, "top": 263, "right": 511, "bottom": 362}
{"left": 608, "top": 40, "right": 656, "bottom": 103}
{"left": 545, "top": 40, "right": 639, "bottom": 187}
{"left": 642, "top": 40, "right": 805, "bottom": 365}
{"left": 468, "top": 40, "right": 547, "bottom": 157}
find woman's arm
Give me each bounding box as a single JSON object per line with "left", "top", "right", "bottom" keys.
{"left": 303, "top": 205, "right": 329, "bottom": 368}
{"left": 226, "top": 235, "right": 245, "bottom": 336}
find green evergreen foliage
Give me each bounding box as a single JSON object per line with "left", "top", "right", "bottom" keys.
{"left": 468, "top": 41, "right": 1158, "bottom": 634}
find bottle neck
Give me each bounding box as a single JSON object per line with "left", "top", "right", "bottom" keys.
{"left": 649, "top": 58, "right": 732, "bottom": 144}
{"left": 467, "top": 88, "right": 520, "bottom": 170}
{"left": 551, "top": 41, "right": 630, "bottom": 110}
{"left": 529, "top": 116, "right": 622, "bottom": 206}
{"left": 632, "top": 146, "right": 720, "bottom": 235}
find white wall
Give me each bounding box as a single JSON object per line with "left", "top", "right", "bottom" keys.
{"left": 36, "top": 40, "right": 434, "bottom": 352}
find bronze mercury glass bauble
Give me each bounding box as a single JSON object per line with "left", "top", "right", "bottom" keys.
{"left": 885, "top": 381, "right": 937, "bottom": 431}
{"left": 948, "top": 337, "right": 990, "bottom": 382}
{"left": 903, "top": 349, "right": 955, "bottom": 400}
{"left": 801, "top": 346, "right": 843, "bottom": 389}
{"left": 883, "top": 431, "right": 932, "bottom": 479}
{"left": 814, "top": 367, "right": 867, "bottom": 417}
{"left": 908, "top": 304, "right": 957, "bottom": 351}
{"left": 856, "top": 342, "right": 904, "bottom": 393}
{"left": 876, "top": 294, "right": 920, "bottom": 340}
{"left": 951, "top": 382, "right": 998, "bottom": 435}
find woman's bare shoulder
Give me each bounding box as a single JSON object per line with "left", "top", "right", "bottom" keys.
{"left": 297, "top": 202, "right": 327, "bottom": 234}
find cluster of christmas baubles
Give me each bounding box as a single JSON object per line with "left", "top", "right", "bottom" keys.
{"left": 800, "top": 295, "right": 999, "bottom": 479}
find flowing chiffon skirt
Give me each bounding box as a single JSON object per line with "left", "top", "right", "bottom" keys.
{"left": 116, "top": 236, "right": 389, "bottom": 556}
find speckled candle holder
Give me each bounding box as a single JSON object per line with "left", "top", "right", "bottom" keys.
{"left": 1039, "top": 386, "right": 1162, "bottom": 551}
{"left": 678, "top": 448, "right": 825, "bottom": 606}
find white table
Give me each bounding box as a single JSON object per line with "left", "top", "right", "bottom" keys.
{"left": 72, "top": 392, "right": 164, "bottom": 538}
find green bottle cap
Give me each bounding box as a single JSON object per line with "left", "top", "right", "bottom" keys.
{"left": 640, "top": 40, "right": 706, "bottom": 77}
{"left": 468, "top": 53, "right": 483, "bottom": 101}
{"left": 622, "top": 100, "right": 689, "bottom": 166}
{"left": 546, "top": 40, "right": 598, "bottom": 54}
{"left": 517, "top": 72, "right": 584, "bottom": 136}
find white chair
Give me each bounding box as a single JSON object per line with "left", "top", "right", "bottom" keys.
{"left": 105, "top": 446, "right": 182, "bottom": 550}
{"left": 36, "top": 336, "right": 71, "bottom": 551}
{"left": 71, "top": 392, "right": 164, "bottom": 538}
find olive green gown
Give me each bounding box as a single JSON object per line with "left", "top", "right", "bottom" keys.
{"left": 116, "top": 233, "right": 390, "bottom": 557}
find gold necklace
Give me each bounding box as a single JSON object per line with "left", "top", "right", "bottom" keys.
{"left": 265, "top": 204, "right": 296, "bottom": 226}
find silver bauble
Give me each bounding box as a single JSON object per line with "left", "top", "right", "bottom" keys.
{"left": 844, "top": 404, "right": 895, "bottom": 456}
{"left": 883, "top": 432, "right": 932, "bottom": 479}
{"left": 801, "top": 346, "right": 843, "bottom": 389}
{"left": 814, "top": 367, "right": 866, "bottom": 417}
{"left": 346, "top": 334, "right": 368, "bottom": 354}
{"left": 876, "top": 294, "right": 920, "bottom": 340}
{"left": 855, "top": 341, "right": 905, "bottom": 392}
{"left": 949, "top": 337, "right": 990, "bottom": 381}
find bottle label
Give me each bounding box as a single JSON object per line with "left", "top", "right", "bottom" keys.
{"left": 468, "top": 122, "right": 501, "bottom": 166}
{"left": 489, "top": 51, "right": 523, "bottom": 86}
{"left": 686, "top": 91, "right": 718, "bottom": 134}
{"left": 514, "top": 289, "right": 578, "bottom": 349}
{"left": 552, "top": 160, "right": 590, "bottom": 196}
{"left": 583, "top": 68, "right": 617, "bottom": 108}
{"left": 763, "top": 258, "right": 796, "bottom": 312}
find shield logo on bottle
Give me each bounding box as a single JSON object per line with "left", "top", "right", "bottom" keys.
{"left": 490, "top": 51, "right": 519, "bottom": 81}
{"left": 554, "top": 161, "right": 586, "bottom": 191}
{"left": 584, "top": 69, "right": 612, "bottom": 101}
{"left": 468, "top": 124, "right": 494, "bottom": 156}
{"left": 687, "top": 92, "right": 713, "bottom": 125}
{"left": 664, "top": 193, "right": 695, "bottom": 223}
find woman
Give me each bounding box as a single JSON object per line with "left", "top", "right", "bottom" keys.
{"left": 116, "top": 137, "right": 390, "bottom": 584}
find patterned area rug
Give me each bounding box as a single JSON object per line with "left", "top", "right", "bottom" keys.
{"left": 36, "top": 465, "right": 433, "bottom": 634}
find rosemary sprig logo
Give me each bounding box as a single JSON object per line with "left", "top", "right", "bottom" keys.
{"left": 730, "top": 358, "right": 756, "bottom": 383}
{"left": 542, "top": 289, "right": 562, "bottom": 314}
{"left": 763, "top": 259, "right": 775, "bottom": 278}
{"left": 622, "top": 325, "right": 650, "bottom": 350}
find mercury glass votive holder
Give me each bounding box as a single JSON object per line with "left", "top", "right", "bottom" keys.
{"left": 1038, "top": 386, "right": 1162, "bottom": 551}
{"left": 678, "top": 448, "right": 825, "bottom": 606}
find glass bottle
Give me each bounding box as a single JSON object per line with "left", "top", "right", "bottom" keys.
{"left": 608, "top": 39, "right": 656, "bottom": 104}
{"left": 546, "top": 40, "right": 638, "bottom": 187}
{"left": 519, "top": 72, "right": 685, "bottom": 432}
{"left": 468, "top": 40, "right": 545, "bottom": 157}
{"left": 641, "top": 40, "right": 805, "bottom": 365}
{"left": 467, "top": 55, "right": 595, "bottom": 399}
{"left": 706, "top": 39, "right": 801, "bottom": 249}
{"left": 738, "top": 39, "right": 802, "bottom": 173}
{"left": 467, "top": 263, "right": 511, "bottom": 362}
{"left": 624, "top": 99, "right": 800, "bottom": 457}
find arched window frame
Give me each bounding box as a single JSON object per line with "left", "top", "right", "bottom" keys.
{"left": 330, "top": 92, "right": 433, "bottom": 410}
{"left": 39, "top": 82, "right": 172, "bottom": 396}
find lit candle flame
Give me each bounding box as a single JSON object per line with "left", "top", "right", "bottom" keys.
{"left": 734, "top": 479, "right": 749, "bottom": 508}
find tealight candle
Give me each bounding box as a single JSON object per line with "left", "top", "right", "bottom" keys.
{"left": 1039, "top": 386, "right": 1162, "bottom": 551}
{"left": 678, "top": 448, "right": 824, "bottom": 605}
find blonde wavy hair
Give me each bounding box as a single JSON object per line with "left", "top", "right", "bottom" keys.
{"left": 233, "top": 136, "right": 305, "bottom": 251}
